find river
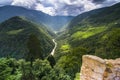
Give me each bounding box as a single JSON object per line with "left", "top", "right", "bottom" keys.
{"left": 51, "top": 39, "right": 57, "bottom": 55}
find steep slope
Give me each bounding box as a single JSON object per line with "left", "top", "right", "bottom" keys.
{"left": 0, "top": 16, "right": 54, "bottom": 59}
{"left": 64, "top": 2, "right": 120, "bottom": 59}
{"left": 0, "top": 5, "right": 74, "bottom": 31}
{"left": 68, "top": 2, "right": 120, "bottom": 29}
{"left": 55, "top": 2, "right": 120, "bottom": 79}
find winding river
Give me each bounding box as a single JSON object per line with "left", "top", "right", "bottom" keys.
{"left": 51, "top": 39, "right": 57, "bottom": 55}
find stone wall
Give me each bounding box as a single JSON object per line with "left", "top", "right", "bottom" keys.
{"left": 80, "top": 55, "right": 120, "bottom": 80}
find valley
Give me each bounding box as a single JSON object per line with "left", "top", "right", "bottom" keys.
{"left": 0, "top": 2, "right": 120, "bottom": 80}
{"left": 0, "top": 5, "right": 74, "bottom": 31}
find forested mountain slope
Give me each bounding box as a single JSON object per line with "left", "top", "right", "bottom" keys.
{"left": 55, "top": 2, "right": 120, "bottom": 79}
{"left": 59, "top": 2, "right": 120, "bottom": 59}
{"left": 0, "top": 16, "right": 54, "bottom": 59}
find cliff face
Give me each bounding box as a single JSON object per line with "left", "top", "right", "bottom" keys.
{"left": 80, "top": 55, "right": 120, "bottom": 80}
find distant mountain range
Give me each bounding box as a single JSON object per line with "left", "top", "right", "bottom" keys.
{"left": 0, "top": 5, "right": 74, "bottom": 31}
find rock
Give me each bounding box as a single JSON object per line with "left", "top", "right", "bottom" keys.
{"left": 80, "top": 55, "right": 120, "bottom": 80}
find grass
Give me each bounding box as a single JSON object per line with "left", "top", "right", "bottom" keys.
{"left": 71, "top": 26, "right": 107, "bottom": 40}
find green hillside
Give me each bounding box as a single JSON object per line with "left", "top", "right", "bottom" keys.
{"left": 55, "top": 3, "right": 120, "bottom": 78}
{"left": 0, "top": 17, "right": 72, "bottom": 80}
{"left": 0, "top": 16, "right": 54, "bottom": 59}
{"left": 67, "top": 2, "right": 120, "bottom": 59}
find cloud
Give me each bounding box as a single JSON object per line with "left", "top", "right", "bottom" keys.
{"left": 35, "top": 0, "right": 101, "bottom": 16}
{"left": 35, "top": 3, "right": 56, "bottom": 16}
{"left": 34, "top": 0, "right": 120, "bottom": 16}
{"left": 0, "top": 0, "right": 120, "bottom": 16}
{"left": 11, "top": 0, "right": 37, "bottom": 8}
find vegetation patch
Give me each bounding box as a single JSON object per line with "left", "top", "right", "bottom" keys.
{"left": 7, "top": 29, "right": 24, "bottom": 35}
{"left": 60, "top": 44, "right": 71, "bottom": 53}
{"left": 71, "top": 27, "right": 107, "bottom": 40}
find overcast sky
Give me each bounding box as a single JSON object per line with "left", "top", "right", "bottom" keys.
{"left": 0, "top": 0, "right": 120, "bottom": 16}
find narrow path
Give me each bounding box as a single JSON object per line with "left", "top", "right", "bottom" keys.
{"left": 51, "top": 39, "right": 57, "bottom": 55}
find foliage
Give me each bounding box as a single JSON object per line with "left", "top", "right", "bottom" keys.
{"left": 60, "top": 44, "right": 71, "bottom": 53}
{"left": 74, "top": 73, "right": 80, "bottom": 80}
{"left": 26, "top": 34, "right": 44, "bottom": 67}
{"left": 56, "top": 47, "right": 87, "bottom": 79}
{"left": 47, "top": 55, "right": 56, "bottom": 68}
{"left": 0, "top": 58, "right": 71, "bottom": 80}
{"left": 0, "top": 58, "right": 22, "bottom": 80}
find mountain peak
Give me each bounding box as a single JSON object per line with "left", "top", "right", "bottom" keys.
{"left": 8, "top": 16, "right": 26, "bottom": 21}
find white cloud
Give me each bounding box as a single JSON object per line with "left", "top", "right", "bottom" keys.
{"left": 11, "top": 0, "right": 37, "bottom": 8}
{"left": 35, "top": 3, "right": 56, "bottom": 16}
{"left": 0, "top": 0, "right": 119, "bottom": 16}
{"left": 80, "top": 0, "right": 100, "bottom": 11}
{"left": 51, "top": 0, "right": 101, "bottom": 16}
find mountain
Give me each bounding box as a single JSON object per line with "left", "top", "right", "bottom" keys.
{"left": 62, "top": 2, "right": 120, "bottom": 59}
{"left": 0, "top": 16, "right": 54, "bottom": 59}
{"left": 55, "top": 2, "right": 120, "bottom": 78}
{"left": 68, "top": 2, "right": 120, "bottom": 29}
{"left": 0, "top": 5, "right": 74, "bottom": 31}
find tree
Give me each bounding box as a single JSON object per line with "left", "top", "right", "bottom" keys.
{"left": 47, "top": 55, "right": 56, "bottom": 68}
{"left": 27, "top": 34, "right": 43, "bottom": 67}
{"left": 56, "top": 47, "right": 87, "bottom": 79}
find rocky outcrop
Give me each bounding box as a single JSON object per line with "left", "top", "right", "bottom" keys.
{"left": 80, "top": 55, "right": 120, "bottom": 80}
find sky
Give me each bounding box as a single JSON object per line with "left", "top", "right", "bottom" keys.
{"left": 0, "top": 0, "right": 120, "bottom": 16}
